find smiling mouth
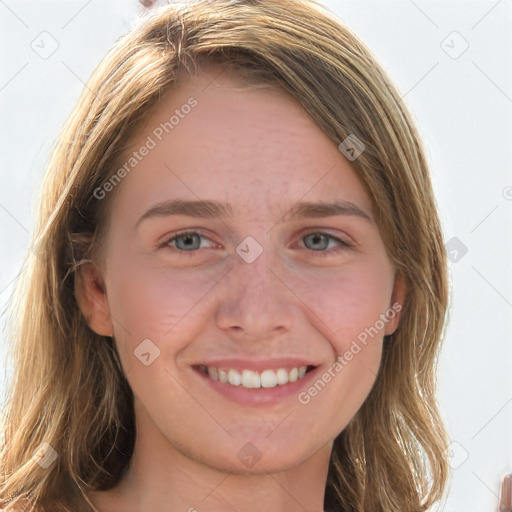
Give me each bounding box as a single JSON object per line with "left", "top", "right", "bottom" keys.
{"left": 194, "top": 364, "right": 315, "bottom": 389}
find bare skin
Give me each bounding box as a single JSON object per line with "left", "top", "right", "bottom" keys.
{"left": 77, "top": 69, "right": 406, "bottom": 512}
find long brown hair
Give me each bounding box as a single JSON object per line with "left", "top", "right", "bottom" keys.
{"left": 0, "top": 1, "right": 450, "bottom": 510}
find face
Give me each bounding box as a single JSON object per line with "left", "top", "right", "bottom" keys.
{"left": 78, "top": 69, "right": 406, "bottom": 475}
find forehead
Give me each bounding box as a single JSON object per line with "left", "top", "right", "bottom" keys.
{"left": 109, "top": 71, "right": 373, "bottom": 222}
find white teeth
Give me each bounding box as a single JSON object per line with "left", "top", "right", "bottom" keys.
{"left": 204, "top": 365, "right": 309, "bottom": 389}
{"left": 275, "top": 368, "right": 289, "bottom": 385}
{"left": 228, "top": 369, "right": 241, "bottom": 386}
{"left": 260, "top": 369, "right": 277, "bottom": 388}
{"left": 241, "top": 370, "right": 260, "bottom": 388}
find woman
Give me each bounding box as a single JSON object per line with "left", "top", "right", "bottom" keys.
{"left": 0, "top": 1, "right": 450, "bottom": 510}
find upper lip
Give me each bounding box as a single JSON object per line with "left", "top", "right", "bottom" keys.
{"left": 194, "top": 357, "right": 319, "bottom": 373}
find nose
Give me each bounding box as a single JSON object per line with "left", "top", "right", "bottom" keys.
{"left": 214, "top": 248, "right": 295, "bottom": 341}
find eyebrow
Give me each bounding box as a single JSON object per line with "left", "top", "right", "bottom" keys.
{"left": 135, "top": 198, "right": 373, "bottom": 228}
{"left": 136, "top": 199, "right": 233, "bottom": 228}
{"left": 284, "top": 200, "right": 373, "bottom": 223}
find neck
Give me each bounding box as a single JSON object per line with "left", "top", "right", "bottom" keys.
{"left": 91, "top": 399, "right": 332, "bottom": 512}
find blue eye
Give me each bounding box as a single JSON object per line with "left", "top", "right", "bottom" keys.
{"left": 165, "top": 231, "right": 211, "bottom": 252}
{"left": 162, "top": 230, "right": 352, "bottom": 257}
{"left": 302, "top": 232, "right": 352, "bottom": 255}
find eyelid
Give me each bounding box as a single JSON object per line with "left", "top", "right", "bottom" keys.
{"left": 161, "top": 228, "right": 355, "bottom": 258}
{"left": 294, "top": 223, "right": 356, "bottom": 247}
{"left": 162, "top": 229, "right": 219, "bottom": 249}
{"left": 295, "top": 232, "right": 354, "bottom": 257}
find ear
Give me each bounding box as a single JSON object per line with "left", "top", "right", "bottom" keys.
{"left": 74, "top": 263, "right": 114, "bottom": 337}
{"left": 384, "top": 272, "right": 407, "bottom": 336}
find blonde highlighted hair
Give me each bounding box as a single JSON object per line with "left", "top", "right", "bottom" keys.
{"left": 0, "top": 1, "right": 450, "bottom": 510}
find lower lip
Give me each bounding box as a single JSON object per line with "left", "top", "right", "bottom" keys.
{"left": 193, "top": 366, "right": 321, "bottom": 406}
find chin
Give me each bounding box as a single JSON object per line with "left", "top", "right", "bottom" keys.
{"left": 192, "top": 435, "right": 324, "bottom": 476}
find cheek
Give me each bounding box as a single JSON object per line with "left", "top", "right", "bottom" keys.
{"left": 105, "top": 249, "right": 221, "bottom": 369}
{"left": 290, "top": 263, "right": 393, "bottom": 429}
{"left": 289, "top": 259, "right": 394, "bottom": 355}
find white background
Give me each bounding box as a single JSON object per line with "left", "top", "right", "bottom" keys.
{"left": 1, "top": 1, "right": 511, "bottom": 510}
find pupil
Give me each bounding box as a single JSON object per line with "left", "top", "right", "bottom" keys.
{"left": 307, "top": 233, "right": 328, "bottom": 250}
{"left": 178, "top": 234, "right": 199, "bottom": 250}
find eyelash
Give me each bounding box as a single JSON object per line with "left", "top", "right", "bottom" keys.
{"left": 302, "top": 232, "right": 353, "bottom": 257}
{"left": 162, "top": 229, "right": 353, "bottom": 257}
